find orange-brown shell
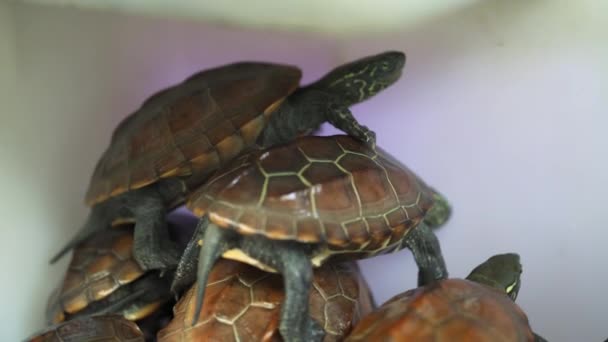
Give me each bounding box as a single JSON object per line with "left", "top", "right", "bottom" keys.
{"left": 46, "top": 227, "right": 153, "bottom": 323}
{"left": 157, "top": 259, "right": 374, "bottom": 342}
{"left": 188, "top": 135, "right": 435, "bottom": 253}
{"left": 346, "top": 279, "right": 535, "bottom": 342}
{"left": 27, "top": 314, "right": 144, "bottom": 342}
{"left": 85, "top": 62, "right": 302, "bottom": 206}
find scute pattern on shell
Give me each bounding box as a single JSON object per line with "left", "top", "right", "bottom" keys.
{"left": 46, "top": 227, "right": 146, "bottom": 323}
{"left": 157, "top": 259, "right": 374, "bottom": 342}
{"left": 188, "top": 135, "right": 434, "bottom": 252}
{"left": 85, "top": 62, "right": 301, "bottom": 205}
{"left": 346, "top": 279, "right": 535, "bottom": 342}
{"left": 27, "top": 314, "right": 144, "bottom": 342}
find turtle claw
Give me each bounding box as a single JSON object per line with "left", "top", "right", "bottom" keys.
{"left": 357, "top": 126, "right": 377, "bottom": 148}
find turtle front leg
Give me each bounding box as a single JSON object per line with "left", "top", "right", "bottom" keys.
{"left": 129, "top": 188, "right": 180, "bottom": 273}
{"left": 403, "top": 222, "right": 448, "bottom": 286}
{"left": 326, "top": 102, "right": 376, "bottom": 147}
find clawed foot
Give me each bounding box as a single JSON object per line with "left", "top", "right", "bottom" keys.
{"left": 280, "top": 318, "right": 325, "bottom": 342}
{"left": 326, "top": 103, "right": 377, "bottom": 148}
{"left": 133, "top": 242, "right": 180, "bottom": 274}
{"left": 353, "top": 125, "right": 376, "bottom": 148}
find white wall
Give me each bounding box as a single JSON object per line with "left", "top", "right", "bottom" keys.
{"left": 1, "top": 1, "right": 606, "bottom": 341}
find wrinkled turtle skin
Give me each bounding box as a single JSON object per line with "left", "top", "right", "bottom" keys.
{"left": 159, "top": 259, "right": 374, "bottom": 342}
{"left": 347, "top": 254, "right": 544, "bottom": 342}
{"left": 51, "top": 51, "right": 407, "bottom": 275}
{"left": 174, "top": 135, "right": 450, "bottom": 342}
{"left": 26, "top": 314, "right": 144, "bottom": 342}
{"left": 46, "top": 226, "right": 172, "bottom": 325}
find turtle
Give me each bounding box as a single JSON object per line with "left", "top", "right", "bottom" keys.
{"left": 46, "top": 225, "right": 173, "bottom": 329}
{"left": 171, "top": 134, "right": 451, "bottom": 341}
{"left": 345, "top": 253, "right": 547, "bottom": 342}
{"left": 26, "top": 314, "right": 144, "bottom": 342}
{"left": 157, "top": 259, "right": 374, "bottom": 342}
{"left": 50, "top": 51, "right": 407, "bottom": 273}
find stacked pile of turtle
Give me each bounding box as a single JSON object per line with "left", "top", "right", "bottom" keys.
{"left": 27, "top": 51, "right": 546, "bottom": 341}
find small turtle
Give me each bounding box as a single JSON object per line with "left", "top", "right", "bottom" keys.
{"left": 46, "top": 226, "right": 172, "bottom": 327}
{"left": 172, "top": 135, "right": 450, "bottom": 341}
{"left": 346, "top": 253, "right": 547, "bottom": 342}
{"left": 158, "top": 259, "right": 374, "bottom": 342}
{"left": 26, "top": 314, "right": 144, "bottom": 342}
{"left": 51, "top": 51, "right": 406, "bottom": 272}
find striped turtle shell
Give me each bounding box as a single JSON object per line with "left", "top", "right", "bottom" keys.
{"left": 85, "top": 62, "right": 301, "bottom": 206}
{"left": 188, "top": 135, "right": 435, "bottom": 262}
{"left": 46, "top": 226, "right": 170, "bottom": 324}
{"left": 346, "top": 279, "right": 535, "bottom": 341}
{"left": 27, "top": 315, "right": 144, "bottom": 342}
{"left": 157, "top": 259, "right": 374, "bottom": 342}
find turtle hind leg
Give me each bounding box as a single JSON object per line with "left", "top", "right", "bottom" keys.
{"left": 190, "top": 220, "right": 235, "bottom": 325}
{"left": 243, "top": 238, "right": 325, "bottom": 342}
{"left": 403, "top": 222, "right": 448, "bottom": 286}
{"left": 49, "top": 206, "right": 108, "bottom": 264}
{"left": 128, "top": 187, "right": 180, "bottom": 273}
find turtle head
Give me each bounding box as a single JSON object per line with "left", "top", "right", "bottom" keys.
{"left": 313, "top": 51, "right": 406, "bottom": 106}
{"left": 424, "top": 189, "right": 452, "bottom": 229}
{"left": 466, "top": 253, "right": 522, "bottom": 301}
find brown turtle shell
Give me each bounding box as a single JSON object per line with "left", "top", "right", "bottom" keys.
{"left": 27, "top": 314, "right": 144, "bottom": 342}
{"left": 157, "top": 259, "right": 374, "bottom": 342}
{"left": 188, "top": 135, "right": 435, "bottom": 257}
{"left": 46, "top": 226, "right": 165, "bottom": 324}
{"left": 346, "top": 278, "right": 535, "bottom": 342}
{"left": 85, "top": 62, "right": 302, "bottom": 206}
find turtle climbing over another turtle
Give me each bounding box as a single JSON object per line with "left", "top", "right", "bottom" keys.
{"left": 46, "top": 225, "right": 173, "bottom": 333}
{"left": 172, "top": 135, "right": 451, "bottom": 342}
{"left": 50, "top": 51, "right": 406, "bottom": 273}
{"left": 158, "top": 259, "right": 374, "bottom": 342}
{"left": 26, "top": 314, "right": 144, "bottom": 342}
{"left": 346, "top": 253, "right": 547, "bottom": 342}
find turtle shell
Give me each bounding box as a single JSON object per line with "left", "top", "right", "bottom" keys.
{"left": 46, "top": 226, "right": 169, "bottom": 324}
{"left": 187, "top": 135, "right": 435, "bottom": 257}
{"left": 156, "top": 259, "right": 374, "bottom": 342}
{"left": 85, "top": 62, "right": 302, "bottom": 206}
{"left": 346, "top": 278, "right": 535, "bottom": 342}
{"left": 27, "top": 314, "right": 144, "bottom": 342}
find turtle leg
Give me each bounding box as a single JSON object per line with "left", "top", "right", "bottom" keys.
{"left": 403, "top": 222, "right": 448, "bottom": 286}
{"left": 533, "top": 333, "right": 548, "bottom": 342}
{"left": 190, "top": 221, "right": 236, "bottom": 325}
{"left": 258, "top": 90, "right": 375, "bottom": 148}
{"left": 325, "top": 102, "right": 376, "bottom": 147}
{"left": 423, "top": 188, "right": 452, "bottom": 229}
{"left": 171, "top": 216, "right": 209, "bottom": 295}
{"left": 49, "top": 205, "right": 109, "bottom": 263}
{"left": 242, "top": 238, "right": 325, "bottom": 342}
{"left": 128, "top": 187, "right": 180, "bottom": 273}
